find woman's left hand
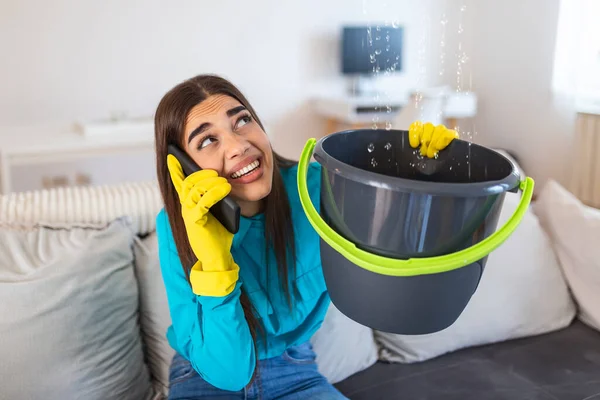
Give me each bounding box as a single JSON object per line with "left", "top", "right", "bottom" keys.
{"left": 409, "top": 121, "right": 459, "bottom": 158}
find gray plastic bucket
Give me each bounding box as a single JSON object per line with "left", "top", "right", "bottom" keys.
{"left": 297, "top": 129, "right": 534, "bottom": 335}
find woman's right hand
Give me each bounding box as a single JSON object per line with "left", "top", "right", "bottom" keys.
{"left": 167, "top": 154, "right": 239, "bottom": 296}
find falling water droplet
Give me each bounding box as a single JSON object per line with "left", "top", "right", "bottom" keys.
{"left": 367, "top": 143, "right": 375, "bottom": 152}
{"left": 449, "top": 166, "right": 453, "bottom": 171}
{"left": 384, "top": 142, "right": 392, "bottom": 150}
{"left": 371, "top": 158, "right": 378, "bottom": 167}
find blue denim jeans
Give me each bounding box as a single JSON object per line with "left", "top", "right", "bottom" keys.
{"left": 168, "top": 342, "right": 349, "bottom": 400}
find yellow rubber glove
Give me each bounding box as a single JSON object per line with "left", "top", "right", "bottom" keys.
{"left": 409, "top": 121, "right": 459, "bottom": 158}
{"left": 167, "top": 154, "right": 239, "bottom": 297}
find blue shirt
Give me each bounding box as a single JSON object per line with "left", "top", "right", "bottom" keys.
{"left": 156, "top": 162, "right": 329, "bottom": 391}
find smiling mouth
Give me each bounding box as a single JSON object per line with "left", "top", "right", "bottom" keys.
{"left": 230, "top": 159, "right": 261, "bottom": 179}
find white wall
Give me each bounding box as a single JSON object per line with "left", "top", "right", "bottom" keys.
{"left": 443, "top": 0, "right": 575, "bottom": 189}
{"left": 1, "top": 0, "right": 574, "bottom": 191}
{"left": 0, "top": 0, "right": 445, "bottom": 170}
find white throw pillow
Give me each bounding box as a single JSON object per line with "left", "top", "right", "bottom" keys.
{"left": 375, "top": 190, "right": 576, "bottom": 363}
{"left": 0, "top": 218, "right": 154, "bottom": 400}
{"left": 533, "top": 180, "right": 600, "bottom": 332}
{"left": 311, "top": 302, "right": 379, "bottom": 383}
{"left": 133, "top": 232, "right": 175, "bottom": 397}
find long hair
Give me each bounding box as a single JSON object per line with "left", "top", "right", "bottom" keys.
{"left": 154, "top": 74, "right": 297, "bottom": 384}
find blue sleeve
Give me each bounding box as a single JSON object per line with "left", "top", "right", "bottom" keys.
{"left": 155, "top": 210, "right": 256, "bottom": 391}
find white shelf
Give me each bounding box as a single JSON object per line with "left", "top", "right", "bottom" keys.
{"left": 313, "top": 91, "right": 477, "bottom": 124}
{"left": 0, "top": 122, "right": 155, "bottom": 193}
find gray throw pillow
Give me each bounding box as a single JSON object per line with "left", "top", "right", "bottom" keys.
{"left": 133, "top": 232, "right": 175, "bottom": 397}
{"left": 311, "top": 302, "right": 379, "bottom": 384}
{"left": 0, "top": 218, "right": 154, "bottom": 400}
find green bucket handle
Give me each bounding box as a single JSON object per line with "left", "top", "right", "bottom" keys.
{"left": 297, "top": 138, "right": 535, "bottom": 277}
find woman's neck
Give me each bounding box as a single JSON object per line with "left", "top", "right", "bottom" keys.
{"left": 238, "top": 199, "right": 264, "bottom": 218}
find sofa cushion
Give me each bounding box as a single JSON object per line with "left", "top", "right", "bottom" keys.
{"left": 374, "top": 190, "right": 576, "bottom": 363}
{"left": 0, "top": 218, "right": 154, "bottom": 400}
{"left": 133, "top": 232, "right": 175, "bottom": 397}
{"left": 533, "top": 180, "right": 600, "bottom": 332}
{"left": 311, "top": 302, "right": 379, "bottom": 384}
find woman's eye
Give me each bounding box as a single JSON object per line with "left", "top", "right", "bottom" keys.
{"left": 237, "top": 115, "right": 252, "bottom": 129}
{"left": 199, "top": 137, "right": 217, "bottom": 149}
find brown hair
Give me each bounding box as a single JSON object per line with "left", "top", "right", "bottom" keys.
{"left": 154, "top": 74, "right": 297, "bottom": 385}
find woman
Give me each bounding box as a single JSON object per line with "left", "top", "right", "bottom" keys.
{"left": 154, "top": 74, "right": 457, "bottom": 399}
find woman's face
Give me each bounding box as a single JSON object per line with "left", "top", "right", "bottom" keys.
{"left": 183, "top": 94, "right": 274, "bottom": 213}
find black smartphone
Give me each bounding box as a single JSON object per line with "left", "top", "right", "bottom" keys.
{"left": 167, "top": 144, "right": 241, "bottom": 234}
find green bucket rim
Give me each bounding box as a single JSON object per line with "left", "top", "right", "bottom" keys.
{"left": 297, "top": 138, "right": 535, "bottom": 277}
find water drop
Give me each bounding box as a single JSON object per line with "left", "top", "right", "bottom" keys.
{"left": 385, "top": 105, "right": 392, "bottom": 113}
{"left": 375, "top": 35, "right": 381, "bottom": 41}
{"left": 376, "top": 26, "right": 381, "bottom": 32}
{"left": 386, "top": 44, "right": 391, "bottom": 52}
{"left": 461, "top": 4, "right": 467, "bottom": 11}
{"left": 371, "top": 123, "right": 378, "bottom": 130}
{"left": 385, "top": 122, "right": 392, "bottom": 130}
{"left": 367, "top": 143, "right": 375, "bottom": 152}
{"left": 385, "top": 34, "right": 390, "bottom": 42}
{"left": 384, "top": 142, "right": 392, "bottom": 150}
{"left": 441, "top": 18, "right": 448, "bottom": 26}
{"left": 374, "top": 49, "right": 382, "bottom": 55}
{"left": 449, "top": 166, "right": 453, "bottom": 171}
{"left": 371, "top": 158, "right": 378, "bottom": 167}
{"left": 370, "top": 54, "right": 376, "bottom": 63}
{"left": 392, "top": 21, "right": 399, "bottom": 28}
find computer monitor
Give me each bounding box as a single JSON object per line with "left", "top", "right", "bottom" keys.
{"left": 341, "top": 26, "right": 403, "bottom": 75}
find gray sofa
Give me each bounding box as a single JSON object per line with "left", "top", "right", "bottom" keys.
{"left": 336, "top": 321, "right": 600, "bottom": 399}
{"left": 0, "top": 165, "right": 598, "bottom": 399}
